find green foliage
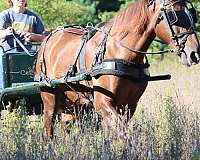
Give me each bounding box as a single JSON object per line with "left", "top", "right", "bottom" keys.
{"left": 120, "top": 0, "right": 136, "bottom": 8}
{"left": 192, "top": 152, "right": 200, "bottom": 160}
{"left": 28, "top": 0, "right": 98, "bottom": 27}
{"left": 2, "top": 106, "right": 28, "bottom": 158}
{"left": 193, "top": 1, "right": 200, "bottom": 36}
{"left": 98, "top": 11, "right": 116, "bottom": 22}
{"left": 0, "top": 1, "right": 7, "bottom": 11}
{"left": 0, "top": 0, "right": 98, "bottom": 27}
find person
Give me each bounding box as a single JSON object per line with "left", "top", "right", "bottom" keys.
{"left": 0, "top": 0, "right": 46, "bottom": 90}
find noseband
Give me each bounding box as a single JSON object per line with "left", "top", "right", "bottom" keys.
{"left": 153, "top": 0, "right": 196, "bottom": 54}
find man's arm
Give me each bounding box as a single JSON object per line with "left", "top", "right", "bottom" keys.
{"left": 23, "top": 32, "right": 46, "bottom": 42}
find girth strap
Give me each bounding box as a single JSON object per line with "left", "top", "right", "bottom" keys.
{"left": 91, "top": 59, "right": 150, "bottom": 81}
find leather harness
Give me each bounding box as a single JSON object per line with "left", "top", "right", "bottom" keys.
{"left": 35, "top": 0, "right": 197, "bottom": 87}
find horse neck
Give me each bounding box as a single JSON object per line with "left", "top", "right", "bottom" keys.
{"left": 109, "top": 0, "right": 156, "bottom": 56}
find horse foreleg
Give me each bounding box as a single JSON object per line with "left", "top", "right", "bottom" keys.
{"left": 41, "top": 91, "right": 57, "bottom": 139}
{"left": 94, "top": 93, "right": 124, "bottom": 136}
{"left": 125, "top": 104, "right": 137, "bottom": 122}
{"left": 60, "top": 113, "right": 79, "bottom": 133}
{"left": 115, "top": 104, "right": 136, "bottom": 125}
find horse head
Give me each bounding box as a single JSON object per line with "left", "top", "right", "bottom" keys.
{"left": 151, "top": 0, "right": 200, "bottom": 66}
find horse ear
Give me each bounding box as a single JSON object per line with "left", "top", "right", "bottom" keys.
{"left": 147, "top": 0, "right": 155, "bottom": 7}
{"left": 187, "top": 1, "right": 198, "bottom": 23}
{"left": 189, "top": 7, "right": 197, "bottom": 23}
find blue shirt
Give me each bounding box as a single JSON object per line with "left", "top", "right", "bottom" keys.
{"left": 0, "top": 8, "right": 45, "bottom": 49}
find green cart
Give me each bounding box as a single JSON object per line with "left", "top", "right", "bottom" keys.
{"left": 0, "top": 43, "right": 43, "bottom": 114}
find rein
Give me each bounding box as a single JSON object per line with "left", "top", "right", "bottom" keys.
{"left": 88, "top": 25, "right": 176, "bottom": 56}
{"left": 115, "top": 38, "right": 173, "bottom": 55}
{"left": 11, "top": 29, "right": 36, "bottom": 56}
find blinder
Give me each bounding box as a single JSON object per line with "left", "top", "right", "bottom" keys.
{"left": 165, "top": 2, "right": 197, "bottom": 26}
{"left": 167, "top": 10, "right": 192, "bottom": 30}
{"left": 156, "top": 0, "right": 197, "bottom": 53}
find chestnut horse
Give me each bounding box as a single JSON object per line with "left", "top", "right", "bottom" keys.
{"left": 35, "top": 0, "right": 200, "bottom": 138}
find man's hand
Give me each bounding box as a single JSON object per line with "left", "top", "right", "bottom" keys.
{"left": 23, "top": 32, "right": 45, "bottom": 42}
{"left": 0, "top": 27, "right": 13, "bottom": 39}
{"left": 23, "top": 32, "right": 33, "bottom": 42}
{"left": 4, "top": 27, "right": 13, "bottom": 36}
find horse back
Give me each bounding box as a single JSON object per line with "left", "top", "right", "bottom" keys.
{"left": 36, "top": 28, "right": 87, "bottom": 79}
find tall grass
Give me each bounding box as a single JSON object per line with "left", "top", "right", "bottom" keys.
{"left": 0, "top": 56, "right": 200, "bottom": 159}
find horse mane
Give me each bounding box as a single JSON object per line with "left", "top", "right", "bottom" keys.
{"left": 110, "top": 0, "right": 149, "bottom": 36}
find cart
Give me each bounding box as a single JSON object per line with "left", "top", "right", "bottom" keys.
{"left": 0, "top": 43, "right": 43, "bottom": 114}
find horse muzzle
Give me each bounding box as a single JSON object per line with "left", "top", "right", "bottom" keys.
{"left": 190, "top": 51, "right": 200, "bottom": 64}
{"left": 180, "top": 46, "right": 200, "bottom": 66}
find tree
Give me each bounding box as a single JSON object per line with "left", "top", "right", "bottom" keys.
{"left": 28, "top": 0, "right": 98, "bottom": 27}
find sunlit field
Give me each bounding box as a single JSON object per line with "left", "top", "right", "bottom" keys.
{"left": 0, "top": 54, "right": 199, "bottom": 159}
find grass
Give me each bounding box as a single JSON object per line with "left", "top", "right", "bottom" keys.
{"left": 0, "top": 55, "right": 200, "bottom": 159}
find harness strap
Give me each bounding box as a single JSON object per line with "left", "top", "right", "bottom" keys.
{"left": 79, "top": 33, "right": 89, "bottom": 72}
{"left": 117, "top": 39, "right": 174, "bottom": 54}
{"left": 91, "top": 59, "right": 150, "bottom": 81}
{"left": 79, "top": 32, "right": 94, "bottom": 102}
{"left": 158, "top": 0, "right": 196, "bottom": 54}
{"left": 63, "top": 58, "right": 170, "bottom": 82}
{"left": 93, "top": 30, "right": 109, "bottom": 66}
{"left": 38, "top": 29, "right": 60, "bottom": 80}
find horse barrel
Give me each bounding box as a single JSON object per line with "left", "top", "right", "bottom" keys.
{"left": 1, "top": 44, "right": 42, "bottom": 114}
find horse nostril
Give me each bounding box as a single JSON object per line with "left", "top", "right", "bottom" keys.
{"left": 190, "top": 51, "right": 200, "bottom": 64}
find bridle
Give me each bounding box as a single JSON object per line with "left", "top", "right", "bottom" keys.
{"left": 108, "top": 0, "right": 198, "bottom": 56}
{"left": 154, "top": 0, "right": 197, "bottom": 55}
